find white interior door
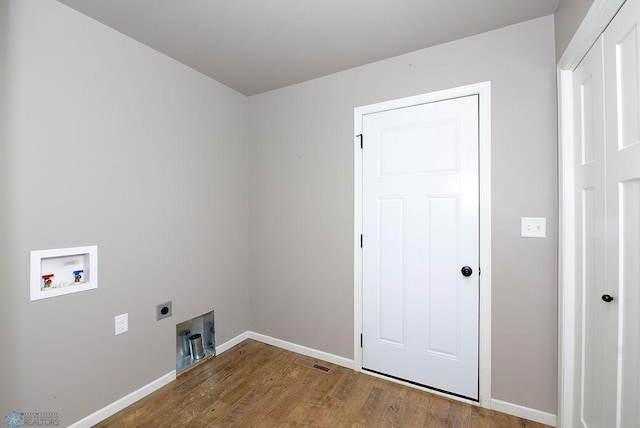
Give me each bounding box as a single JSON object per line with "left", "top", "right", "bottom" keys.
{"left": 572, "top": 35, "right": 617, "bottom": 428}
{"left": 362, "top": 95, "right": 479, "bottom": 400}
{"left": 603, "top": 0, "right": 640, "bottom": 425}
{"left": 571, "top": 0, "right": 640, "bottom": 426}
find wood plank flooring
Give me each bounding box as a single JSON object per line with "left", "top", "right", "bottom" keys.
{"left": 95, "top": 340, "right": 550, "bottom": 427}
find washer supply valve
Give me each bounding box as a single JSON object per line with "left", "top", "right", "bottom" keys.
{"left": 42, "top": 274, "right": 54, "bottom": 288}
{"left": 73, "top": 270, "right": 84, "bottom": 283}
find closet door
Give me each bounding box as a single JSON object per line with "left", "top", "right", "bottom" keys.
{"left": 572, "top": 35, "right": 617, "bottom": 428}
{"left": 603, "top": 0, "right": 640, "bottom": 425}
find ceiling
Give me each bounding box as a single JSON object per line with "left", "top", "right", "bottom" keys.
{"left": 58, "top": 0, "right": 560, "bottom": 96}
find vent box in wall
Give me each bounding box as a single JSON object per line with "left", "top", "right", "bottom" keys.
{"left": 30, "top": 245, "right": 98, "bottom": 301}
{"left": 176, "top": 310, "right": 215, "bottom": 373}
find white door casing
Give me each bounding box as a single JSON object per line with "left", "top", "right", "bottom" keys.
{"left": 353, "top": 82, "right": 491, "bottom": 407}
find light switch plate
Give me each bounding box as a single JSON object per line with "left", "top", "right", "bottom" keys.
{"left": 521, "top": 217, "right": 546, "bottom": 238}
{"left": 115, "top": 313, "right": 128, "bottom": 335}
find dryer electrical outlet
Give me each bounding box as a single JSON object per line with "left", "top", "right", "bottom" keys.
{"left": 156, "top": 301, "right": 172, "bottom": 320}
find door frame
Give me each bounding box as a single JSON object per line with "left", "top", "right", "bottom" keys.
{"left": 353, "top": 81, "right": 492, "bottom": 408}
{"left": 557, "top": 1, "right": 627, "bottom": 427}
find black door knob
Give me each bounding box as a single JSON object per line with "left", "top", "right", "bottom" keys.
{"left": 461, "top": 266, "right": 473, "bottom": 277}
{"left": 601, "top": 294, "right": 614, "bottom": 303}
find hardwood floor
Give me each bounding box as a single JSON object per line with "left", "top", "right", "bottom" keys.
{"left": 95, "top": 340, "right": 550, "bottom": 427}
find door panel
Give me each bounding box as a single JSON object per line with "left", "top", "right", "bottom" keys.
{"left": 379, "top": 120, "right": 458, "bottom": 175}
{"left": 427, "top": 195, "right": 459, "bottom": 357}
{"left": 603, "top": 0, "right": 640, "bottom": 425}
{"left": 362, "top": 95, "right": 479, "bottom": 400}
{"left": 573, "top": 35, "right": 613, "bottom": 428}
{"left": 379, "top": 197, "right": 405, "bottom": 345}
{"left": 618, "top": 179, "right": 640, "bottom": 426}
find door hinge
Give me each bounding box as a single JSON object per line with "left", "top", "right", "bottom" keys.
{"left": 357, "top": 134, "right": 363, "bottom": 149}
{"left": 360, "top": 234, "right": 363, "bottom": 248}
{"left": 360, "top": 333, "right": 363, "bottom": 348}
{"left": 479, "top": 267, "right": 481, "bottom": 276}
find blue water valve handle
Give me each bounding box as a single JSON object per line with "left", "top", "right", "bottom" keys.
{"left": 73, "top": 270, "right": 84, "bottom": 275}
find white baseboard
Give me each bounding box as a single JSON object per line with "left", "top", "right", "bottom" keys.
{"left": 247, "top": 331, "right": 355, "bottom": 369}
{"left": 216, "top": 330, "right": 251, "bottom": 354}
{"left": 491, "top": 398, "right": 557, "bottom": 427}
{"left": 68, "top": 371, "right": 176, "bottom": 428}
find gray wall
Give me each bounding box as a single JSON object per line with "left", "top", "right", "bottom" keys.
{"left": 249, "top": 16, "right": 558, "bottom": 413}
{"left": 1, "top": 1, "right": 560, "bottom": 421}
{"left": 555, "top": 0, "right": 597, "bottom": 58}
{"left": 0, "top": 1, "right": 250, "bottom": 425}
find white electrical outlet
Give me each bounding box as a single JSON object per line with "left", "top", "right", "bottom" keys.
{"left": 521, "top": 217, "right": 547, "bottom": 238}
{"left": 115, "top": 313, "right": 128, "bottom": 335}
